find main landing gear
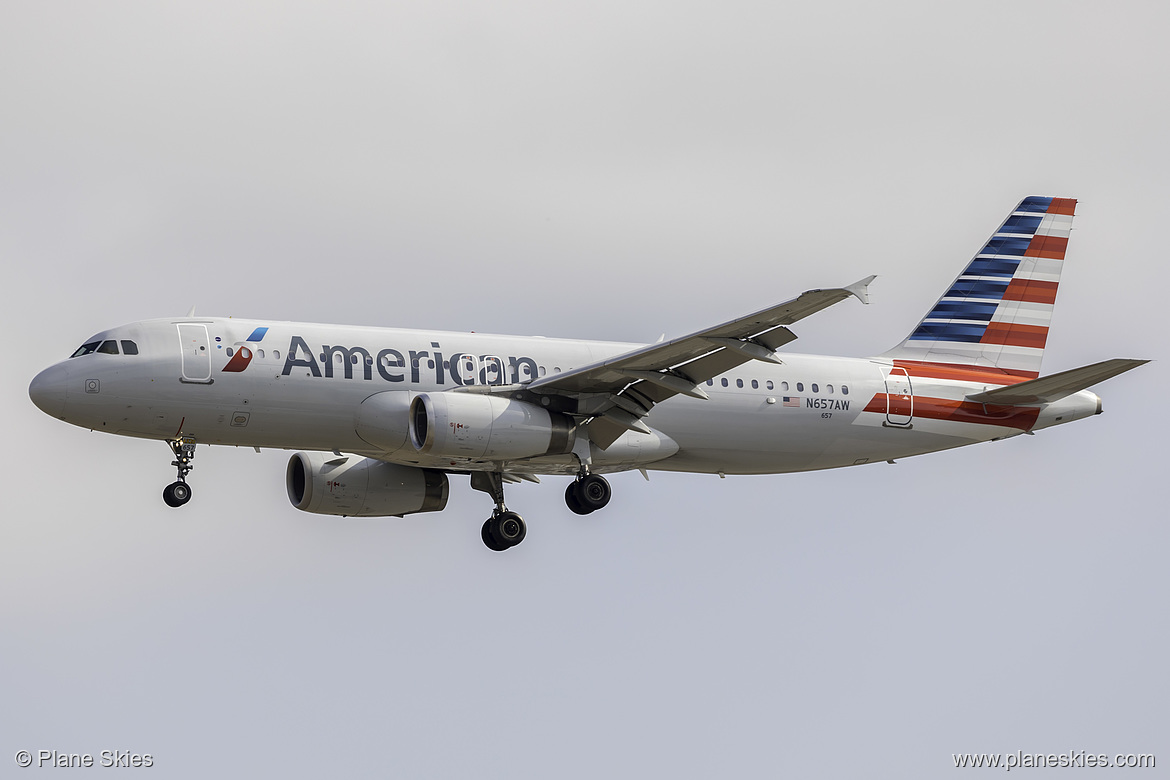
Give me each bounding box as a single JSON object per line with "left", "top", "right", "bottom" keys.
{"left": 469, "top": 470, "right": 613, "bottom": 551}
{"left": 565, "top": 473, "right": 611, "bottom": 515}
{"left": 471, "top": 472, "right": 527, "bottom": 552}
{"left": 162, "top": 437, "right": 196, "bottom": 508}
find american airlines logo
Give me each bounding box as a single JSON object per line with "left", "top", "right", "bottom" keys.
{"left": 221, "top": 327, "right": 269, "bottom": 373}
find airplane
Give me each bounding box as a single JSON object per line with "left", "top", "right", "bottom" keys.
{"left": 28, "top": 196, "right": 1146, "bottom": 551}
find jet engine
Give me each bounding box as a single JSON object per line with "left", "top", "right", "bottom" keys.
{"left": 286, "top": 451, "right": 448, "bottom": 517}
{"left": 409, "top": 392, "right": 574, "bottom": 460}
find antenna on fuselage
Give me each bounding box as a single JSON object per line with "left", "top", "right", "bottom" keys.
{"left": 185, "top": 305, "right": 196, "bottom": 317}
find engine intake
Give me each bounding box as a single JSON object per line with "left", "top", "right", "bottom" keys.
{"left": 286, "top": 451, "right": 448, "bottom": 517}
{"left": 409, "top": 392, "right": 574, "bottom": 460}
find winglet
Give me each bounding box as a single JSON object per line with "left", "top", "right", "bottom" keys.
{"left": 844, "top": 275, "right": 876, "bottom": 305}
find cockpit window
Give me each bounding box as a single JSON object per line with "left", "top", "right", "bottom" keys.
{"left": 97, "top": 340, "right": 120, "bottom": 355}
{"left": 121, "top": 340, "right": 139, "bottom": 355}
{"left": 70, "top": 341, "right": 101, "bottom": 358}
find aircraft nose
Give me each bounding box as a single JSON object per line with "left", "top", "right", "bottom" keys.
{"left": 29, "top": 363, "right": 69, "bottom": 418}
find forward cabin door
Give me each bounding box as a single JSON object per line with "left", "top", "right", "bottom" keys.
{"left": 177, "top": 323, "right": 213, "bottom": 384}
{"left": 884, "top": 367, "right": 913, "bottom": 426}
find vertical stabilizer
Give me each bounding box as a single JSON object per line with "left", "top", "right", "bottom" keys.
{"left": 881, "top": 196, "right": 1076, "bottom": 378}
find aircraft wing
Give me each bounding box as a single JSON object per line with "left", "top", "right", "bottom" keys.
{"left": 513, "top": 276, "right": 875, "bottom": 447}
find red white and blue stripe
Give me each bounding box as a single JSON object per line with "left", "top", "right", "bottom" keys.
{"left": 884, "top": 196, "right": 1076, "bottom": 378}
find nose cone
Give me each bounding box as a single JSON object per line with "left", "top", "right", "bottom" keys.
{"left": 29, "top": 363, "right": 69, "bottom": 418}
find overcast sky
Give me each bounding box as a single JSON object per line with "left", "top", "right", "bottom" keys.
{"left": 2, "top": 2, "right": 1166, "bottom": 777}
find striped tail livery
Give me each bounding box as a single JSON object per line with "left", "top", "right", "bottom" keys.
{"left": 883, "top": 196, "right": 1077, "bottom": 379}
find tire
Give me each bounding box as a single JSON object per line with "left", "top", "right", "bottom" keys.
{"left": 491, "top": 511, "right": 526, "bottom": 547}
{"left": 481, "top": 519, "right": 510, "bottom": 551}
{"left": 577, "top": 474, "right": 611, "bottom": 512}
{"left": 163, "top": 481, "right": 191, "bottom": 508}
{"left": 565, "top": 481, "right": 592, "bottom": 515}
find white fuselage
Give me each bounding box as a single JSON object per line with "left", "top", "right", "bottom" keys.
{"left": 29, "top": 317, "right": 1101, "bottom": 477}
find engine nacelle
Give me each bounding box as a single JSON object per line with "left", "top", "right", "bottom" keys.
{"left": 286, "top": 451, "right": 448, "bottom": 517}
{"left": 409, "top": 392, "right": 574, "bottom": 460}
{"left": 354, "top": 390, "right": 416, "bottom": 454}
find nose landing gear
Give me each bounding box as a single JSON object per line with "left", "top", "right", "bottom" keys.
{"left": 163, "top": 437, "right": 196, "bottom": 508}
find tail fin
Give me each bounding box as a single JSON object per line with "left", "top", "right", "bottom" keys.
{"left": 882, "top": 196, "right": 1077, "bottom": 378}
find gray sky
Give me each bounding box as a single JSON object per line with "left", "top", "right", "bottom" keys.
{"left": 2, "top": 2, "right": 1166, "bottom": 777}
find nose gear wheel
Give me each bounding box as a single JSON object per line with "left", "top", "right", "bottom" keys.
{"left": 163, "top": 437, "right": 197, "bottom": 509}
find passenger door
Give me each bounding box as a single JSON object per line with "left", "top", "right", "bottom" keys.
{"left": 884, "top": 367, "right": 913, "bottom": 426}
{"left": 177, "top": 324, "right": 213, "bottom": 383}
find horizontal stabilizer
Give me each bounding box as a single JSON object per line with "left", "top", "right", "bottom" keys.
{"left": 965, "top": 358, "right": 1148, "bottom": 405}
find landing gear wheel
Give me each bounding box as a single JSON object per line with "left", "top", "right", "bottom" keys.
{"left": 491, "top": 511, "right": 527, "bottom": 548}
{"left": 565, "top": 481, "right": 591, "bottom": 515}
{"left": 163, "top": 437, "right": 197, "bottom": 508}
{"left": 481, "top": 519, "right": 511, "bottom": 552}
{"left": 577, "top": 474, "right": 611, "bottom": 512}
{"left": 565, "top": 481, "right": 587, "bottom": 514}
{"left": 163, "top": 481, "right": 192, "bottom": 508}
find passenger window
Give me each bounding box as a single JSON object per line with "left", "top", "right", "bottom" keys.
{"left": 721, "top": 378, "right": 728, "bottom": 387}
{"left": 812, "top": 383, "right": 819, "bottom": 393}
{"left": 351, "top": 354, "right": 359, "bottom": 364}
{"left": 272, "top": 350, "right": 280, "bottom": 360}
{"left": 797, "top": 382, "right": 804, "bottom": 392}
{"left": 766, "top": 380, "right": 774, "bottom": 390}
{"left": 736, "top": 378, "right": 743, "bottom": 388}
{"left": 826, "top": 384, "right": 834, "bottom": 394}
{"left": 257, "top": 349, "right": 265, "bottom": 359}
{"left": 707, "top": 379, "right": 714, "bottom": 386}
{"left": 97, "top": 340, "right": 119, "bottom": 355}
{"left": 120, "top": 340, "right": 139, "bottom": 355}
{"left": 539, "top": 366, "right": 547, "bottom": 377}
{"left": 781, "top": 381, "right": 789, "bottom": 391}
{"left": 70, "top": 341, "right": 101, "bottom": 358}
{"left": 751, "top": 379, "right": 759, "bottom": 389}
{"left": 226, "top": 347, "right": 234, "bottom": 356}
{"left": 842, "top": 385, "right": 849, "bottom": 395}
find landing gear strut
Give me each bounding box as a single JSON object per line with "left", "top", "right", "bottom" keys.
{"left": 163, "top": 437, "right": 196, "bottom": 508}
{"left": 565, "top": 473, "right": 611, "bottom": 515}
{"left": 471, "top": 471, "right": 527, "bottom": 552}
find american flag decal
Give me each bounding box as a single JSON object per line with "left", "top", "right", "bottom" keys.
{"left": 782, "top": 396, "right": 800, "bottom": 407}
